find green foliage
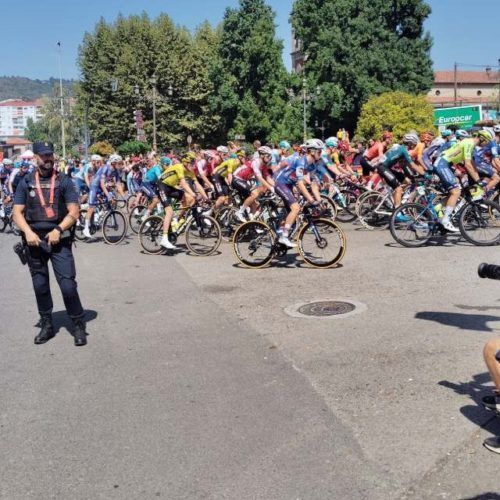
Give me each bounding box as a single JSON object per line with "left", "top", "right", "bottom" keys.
{"left": 0, "top": 76, "right": 74, "bottom": 101}
{"left": 355, "top": 91, "right": 436, "bottom": 140}
{"left": 210, "top": 0, "right": 289, "bottom": 142}
{"left": 24, "top": 85, "right": 82, "bottom": 156}
{"left": 291, "top": 0, "right": 434, "bottom": 131}
{"left": 89, "top": 141, "right": 114, "bottom": 156}
{"left": 117, "top": 140, "right": 150, "bottom": 156}
{"left": 78, "top": 14, "right": 222, "bottom": 148}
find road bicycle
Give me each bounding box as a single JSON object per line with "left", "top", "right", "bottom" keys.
{"left": 75, "top": 197, "right": 128, "bottom": 244}
{"left": 233, "top": 202, "right": 346, "bottom": 268}
{"left": 138, "top": 204, "right": 221, "bottom": 256}
{"left": 0, "top": 202, "right": 21, "bottom": 235}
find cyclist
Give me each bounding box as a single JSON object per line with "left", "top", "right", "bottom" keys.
{"left": 0, "top": 159, "right": 14, "bottom": 209}
{"left": 435, "top": 129, "right": 493, "bottom": 232}
{"left": 274, "top": 138, "right": 326, "bottom": 248}
{"left": 158, "top": 153, "right": 204, "bottom": 251}
{"left": 9, "top": 161, "right": 31, "bottom": 195}
{"left": 455, "top": 129, "right": 469, "bottom": 141}
{"left": 196, "top": 151, "right": 215, "bottom": 191}
{"left": 270, "top": 141, "right": 292, "bottom": 173}
{"left": 235, "top": 145, "right": 275, "bottom": 222}
{"left": 140, "top": 156, "right": 172, "bottom": 221}
{"left": 373, "top": 132, "right": 426, "bottom": 214}
{"left": 211, "top": 149, "right": 246, "bottom": 211}
{"left": 361, "top": 131, "right": 393, "bottom": 187}
{"left": 82, "top": 154, "right": 122, "bottom": 239}
{"left": 411, "top": 131, "right": 434, "bottom": 172}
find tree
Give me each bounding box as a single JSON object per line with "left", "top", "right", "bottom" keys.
{"left": 210, "top": 0, "right": 289, "bottom": 142}
{"left": 89, "top": 141, "right": 114, "bottom": 156}
{"left": 291, "top": 0, "right": 434, "bottom": 132}
{"left": 355, "top": 91, "right": 436, "bottom": 140}
{"left": 117, "top": 140, "right": 150, "bottom": 156}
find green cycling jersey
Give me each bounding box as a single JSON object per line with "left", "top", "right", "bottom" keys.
{"left": 442, "top": 138, "right": 474, "bottom": 165}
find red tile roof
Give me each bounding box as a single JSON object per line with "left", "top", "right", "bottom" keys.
{"left": 1, "top": 137, "right": 32, "bottom": 145}
{"left": 434, "top": 71, "right": 499, "bottom": 84}
{"left": 0, "top": 99, "right": 44, "bottom": 107}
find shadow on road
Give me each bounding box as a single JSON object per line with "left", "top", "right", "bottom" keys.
{"left": 439, "top": 373, "right": 500, "bottom": 438}
{"left": 415, "top": 311, "right": 500, "bottom": 332}
{"left": 462, "top": 494, "right": 500, "bottom": 500}
{"left": 35, "top": 309, "right": 98, "bottom": 337}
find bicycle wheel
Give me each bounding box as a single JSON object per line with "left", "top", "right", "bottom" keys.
{"left": 357, "top": 191, "right": 393, "bottom": 230}
{"left": 320, "top": 194, "right": 338, "bottom": 220}
{"left": 335, "top": 189, "right": 358, "bottom": 223}
{"left": 459, "top": 200, "right": 500, "bottom": 246}
{"left": 138, "top": 215, "right": 164, "bottom": 254}
{"left": 298, "top": 218, "right": 346, "bottom": 268}
{"left": 233, "top": 220, "right": 275, "bottom": 268}
{"left": 217, "top": 206, "right": 241, "bottom": 242}
{"left": 74, "top": 209, "right": 87, "bottom": 241}
{"left": 389, "top": 203, "right": 436, "bottom": 247}
{"left": 0, "top": 216, "right": 7, "bottom": 233}
{"left": 102, "top": 210, "right": 127, "bottom": 244}
{"left": 10, "top": 220, "right": 21, "bottom": 236}
{"left": 129, "top": 205, "right": 147, "bottom": 234}
{"left": 185, "top": 215, "right": 221, "bottom": 256}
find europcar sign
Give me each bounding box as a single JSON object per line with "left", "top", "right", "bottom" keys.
{"left": 434, "top": 105, "right": 482, "bottom": 130}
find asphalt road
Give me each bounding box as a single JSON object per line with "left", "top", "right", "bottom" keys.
{"left": 1, "top": 221, "right": 500, "bottom": 499}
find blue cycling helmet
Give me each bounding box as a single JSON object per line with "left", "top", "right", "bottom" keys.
{"left": 278, "top": 140, "right": 291, "bottom": 150}
{"left": 13, "top": 161, "right": 22, "bottom": 168}
{"left": 455, "top": 129, "right": 469, "bottom": 139}
{"left": 441, "top": 129, "right": 453, "bottom": 138}
{"left": 325, "top": 137, "right": 338, "bottom": 148}
{"left": 160, "top": 156, "right": 172, "bottom": 166}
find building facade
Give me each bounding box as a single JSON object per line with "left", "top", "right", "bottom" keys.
{"left": 0, "top": 99, "right": 44, "bottom": 138}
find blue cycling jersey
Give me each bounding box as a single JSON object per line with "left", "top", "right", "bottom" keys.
{"left": 275, "top": 155, "right": 322, "bottom": 185}
{"left": 91, "top": 165, "right": 119, "bottom": 187}
{"left": 483, "top": 140, "right": 499, "bottom": 159}
{"left": 144, "top": 164, "right": 163, "bottom": 183}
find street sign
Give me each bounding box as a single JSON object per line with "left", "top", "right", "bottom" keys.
{"left": 434, "top": 105, "right": 482, "bottom": 130}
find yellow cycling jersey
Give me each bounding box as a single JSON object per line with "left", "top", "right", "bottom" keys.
{"left": 213, "top": 158, "right": 240, "bottom": 178}
{"left": 442, "top": 138, "right": 474, "bottom": 165}
{"left": 160, "top": 163, "right": 196, "bottom": 187}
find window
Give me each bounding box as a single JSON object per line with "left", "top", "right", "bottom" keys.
{"left": 477, "top": 90, "right": 482, "bottom": 96}
{"left": 435, "top": 90, "right": 441, "bottom": 96}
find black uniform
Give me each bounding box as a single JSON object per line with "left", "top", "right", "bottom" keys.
{"left": 14, "top": 168, "right": 84, "bottom": 322}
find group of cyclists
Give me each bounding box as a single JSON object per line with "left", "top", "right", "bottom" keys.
{"left": 1, "top": 122, "right": 499, "bottom": 252}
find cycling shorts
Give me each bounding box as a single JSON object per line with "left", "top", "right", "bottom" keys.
{"left": 213, "top": 173, "right": 229, "bottom": 197}
{"left": 159, "top": 184, "right": 184, "bottom": 206}
{"left": 141, "top": 181, "right": 158, "bottom": 199}
{"left": 475, "top": 161, "right": 494, "bottom": 178}
{"left": 434, "top": 158, "right": 460, "bottom": 192}
{"left": 231, "top": 178, "right": 251, "bottom": 199}
{"left": 88, "top": 185, "right": 102, "bottom": 207}
{"left": 360, "top": 157, "right": 373, "bottom": 177}
{"left": 275, "top": 183, "right": 297, "bottom": 210}
{"left": 376, "top": 163, "right": 406, "bottom": 189}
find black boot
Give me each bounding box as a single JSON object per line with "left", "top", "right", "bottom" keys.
{"left": 34, "top": 316, "right": 55, "bottom": 345}
{"left": 72, "top": 318, "right": 88, "bottom": 347}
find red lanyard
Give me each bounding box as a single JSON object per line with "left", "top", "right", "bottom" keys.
{"left": 35, "top": 170, "right": 56, "bottom": 212}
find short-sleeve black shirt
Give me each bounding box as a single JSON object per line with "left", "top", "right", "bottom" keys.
{"left": 14, "top": 172, "right": 79, "bottom": 206}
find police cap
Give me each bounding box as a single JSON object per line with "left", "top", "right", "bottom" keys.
{"left": 33, "top": 141, "right": 55, "bottom": 155}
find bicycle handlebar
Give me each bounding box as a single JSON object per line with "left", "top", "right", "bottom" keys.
{"left": 478, "top": 263, "right": 500, "bottom": 281}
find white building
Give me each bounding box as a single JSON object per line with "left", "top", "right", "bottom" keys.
{"left": 0, "top": 99, "right": 44, "bottom": 138}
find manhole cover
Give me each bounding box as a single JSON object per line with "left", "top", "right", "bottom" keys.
{"left": 298, "top": 301, "right": 356, "bottom": 317}
{"left": 284, "top": 298, "right": 367, "bottom": 319}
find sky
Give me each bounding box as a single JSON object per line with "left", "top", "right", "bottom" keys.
{"left": 2, "top": 0, "right": 499, "bottom": 80}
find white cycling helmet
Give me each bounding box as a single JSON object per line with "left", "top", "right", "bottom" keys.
{"left": 216, "top": 146, "right": 229, "bottom": 154}
{"left": 3, "top": 158, "right": 13, "bottom": 165}
{"left": 402, "top": 132, "right": 419, "bottom": 146}
{"left": 109, "top": 154, "right": 122, "bottom": 163}
{"left": 91, "top": 154, "right": 102, "bottom": 161}
{"left": 304, "top": 138, "right": 325, "bottom": 150}
{"left": 21, "top": 150, "right": 34, "bottom": 159}
{"left": 493, "top": 124, "right": 500, "bottom": 134}
{"left": 257, "top": 146, "right": 273, "bottom": 156}
{"left": 455, "top": 129, "right": 469, "bottom": 139}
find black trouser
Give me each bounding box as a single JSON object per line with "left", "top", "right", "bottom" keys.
{"left": 26, "top": 239, "right": 84, "bottom": 320}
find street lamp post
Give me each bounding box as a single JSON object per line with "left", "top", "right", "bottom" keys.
{"left": 151, "top": 74, "right": 157, "bottom": 152}
{"left": 57, "top": 41, "right": 66, "bottom": 158}
{"left": 315, "top": 119, "right": 328, "bottom": 141}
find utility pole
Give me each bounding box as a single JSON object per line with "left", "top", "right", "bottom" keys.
{"left": 151, "top": 74, "right": 157, "bottom": 152}
{"left": 57, "top": 41, "right": 66, "bottom": 158}
{"left": 302, "top": 76, "right": 307, "bottom": 143}
{"left": 454, "top": 62, "right": 458, "bottom": 107}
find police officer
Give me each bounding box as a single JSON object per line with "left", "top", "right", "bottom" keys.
{"left": 12, "top": 141, "right": 88, "bottom": 346}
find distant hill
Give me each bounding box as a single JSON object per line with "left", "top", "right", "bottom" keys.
{"left": 0, "top": 76, "right": 75, "bottom": 101}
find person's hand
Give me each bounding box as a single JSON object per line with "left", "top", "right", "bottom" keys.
{"left": 46, "top": 229, "right": 61, "bottom": 245}
{"left": 25, "top": 229, "right": 41, "bottom": 246}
